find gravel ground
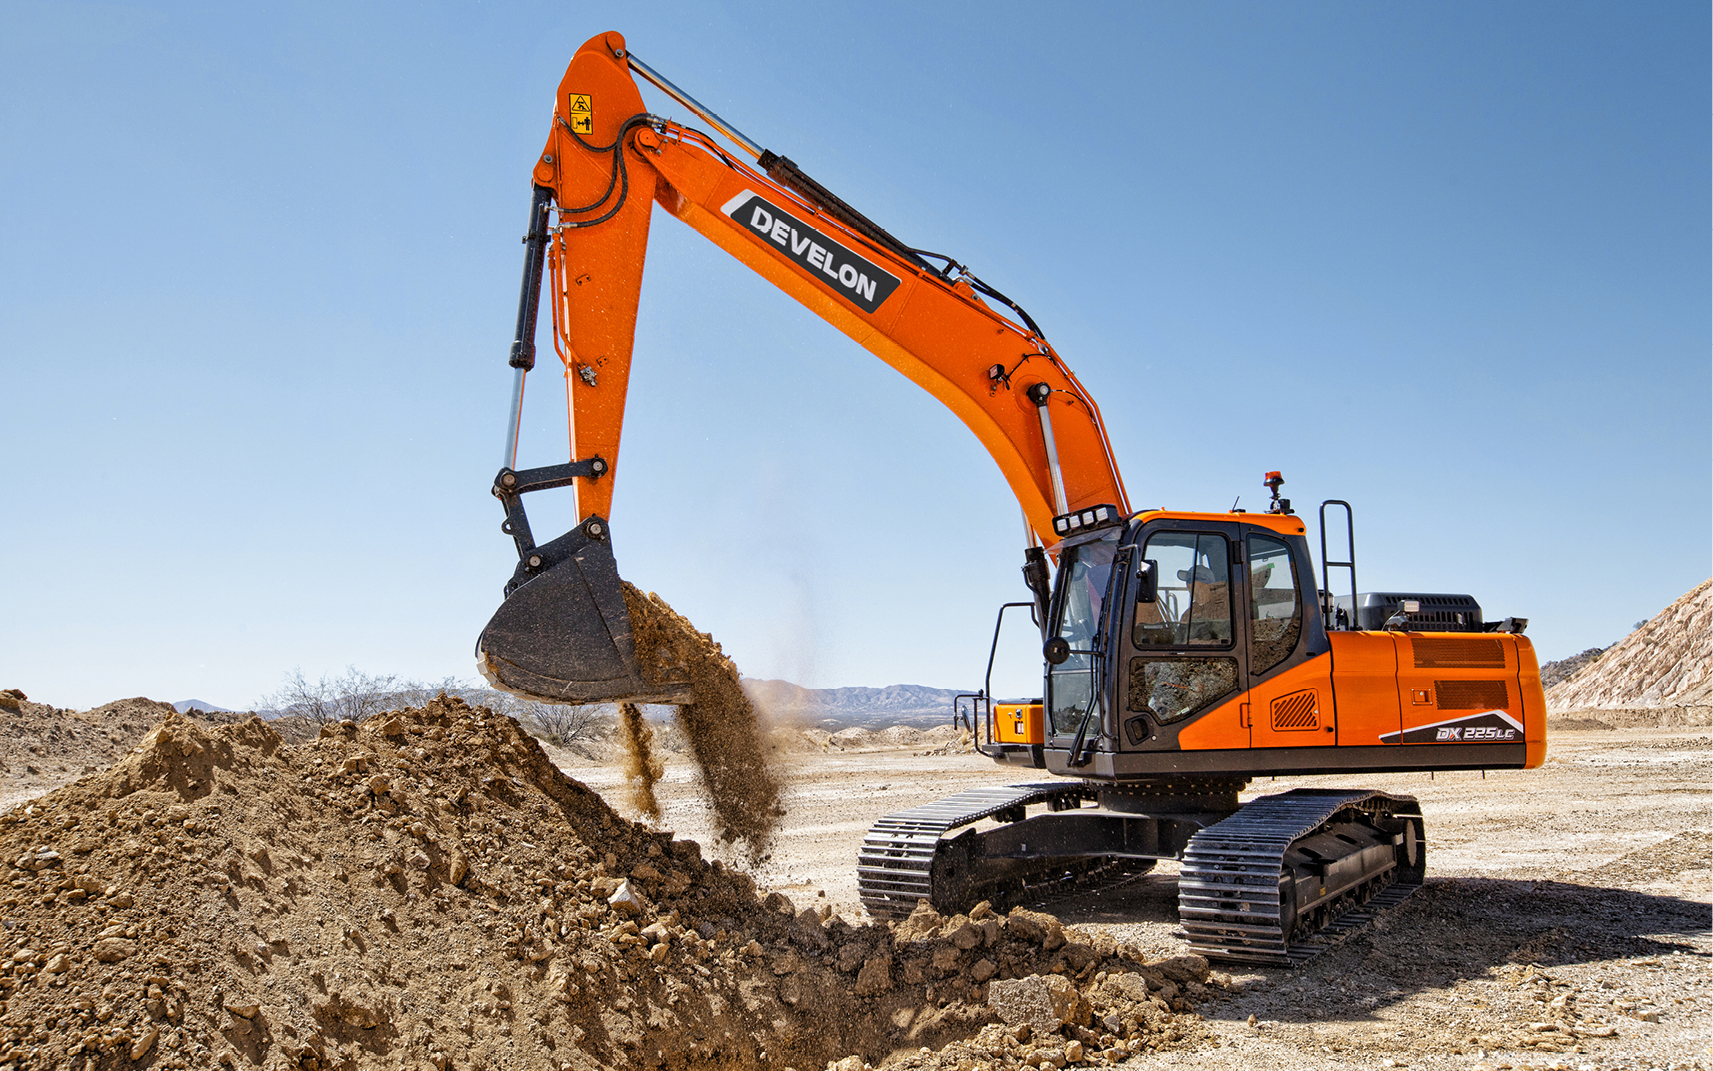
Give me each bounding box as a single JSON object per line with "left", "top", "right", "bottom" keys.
{"left": 566, "top": 721, "right": 1711, "bottom": 1070}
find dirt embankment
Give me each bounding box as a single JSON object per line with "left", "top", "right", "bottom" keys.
{"left": 1544, "top": 579, "right": 1711, "bottom": 732}
{"left": 0, "top": 697, "right": 1217, "bottom": 1070}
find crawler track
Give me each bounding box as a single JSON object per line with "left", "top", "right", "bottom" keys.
{"left": 856, "top": 782, "right": 1094, "bottom": 918}
{"left": 1177, "top": 788, "right": 1423, "bottom": 965}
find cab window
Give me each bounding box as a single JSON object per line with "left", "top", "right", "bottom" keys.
{"left": 1133, "top": 532, "right": 1232, "bottom": 647}
{"left": 1047, "top": 535, "right": 1117, "bottom": 735}
{"left": 1127, "top": 657, "right": 1238, "bottom": 724}
{"left": 1248, "top": 533, "right": 1302, "bottom": 674}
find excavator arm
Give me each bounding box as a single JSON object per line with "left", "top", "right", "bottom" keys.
{"left": 478, "top": 31, "right": 1129, "bottom": 704}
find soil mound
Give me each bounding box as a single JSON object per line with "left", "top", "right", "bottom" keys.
{"left": 1547, "top": 578, "right": 1712, "bottom": 712}
{"left": 0, "top": 696, "right": 235, "bottom": 807}
{"left": 622, "top": 585, "right": 783, "bottom": 857}
{"left": 0, "top": 698, "right": 1216, "bottom": 1069}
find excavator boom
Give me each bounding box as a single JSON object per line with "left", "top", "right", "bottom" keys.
{"left": 479, "top": 31, "right": 1127, "bottom": 703}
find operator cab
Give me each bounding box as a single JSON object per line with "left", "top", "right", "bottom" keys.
{"left": 973, "top": 475, "right": 1530, "bottom": 777}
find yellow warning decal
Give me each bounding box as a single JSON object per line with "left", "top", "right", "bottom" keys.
{"left": 567, "top": 93, "right": 593, "bottom": 135}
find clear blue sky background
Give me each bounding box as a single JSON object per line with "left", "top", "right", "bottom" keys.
{"left": 3, "top": 1, "right": 1707, "bottom": 710}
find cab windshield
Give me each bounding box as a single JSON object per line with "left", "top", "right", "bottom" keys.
{"left": 1047, "top": 534, "right": 1117, "bottom": 735}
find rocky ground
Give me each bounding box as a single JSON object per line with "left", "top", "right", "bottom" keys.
{"left": 0, "top": 688, "right": 1702, "bottom": 1071}
{"left": 573, "top": 715, "right": 1711, "bottom": 1071}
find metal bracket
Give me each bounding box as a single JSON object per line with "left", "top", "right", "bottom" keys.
{"left": 491, "top": 457, "right": 609, "bottom": 590}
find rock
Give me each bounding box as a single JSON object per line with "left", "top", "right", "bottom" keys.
{"left": 972, "top": 957, "right": 998, "bottom": 982}
{"left": 379, "top": 718, "right": 406, "bottom": 737}
{"left": 43, "top": 953, "right": 67, "bottom": 974}
{"left": 1150, "top": 953, "right": 1209, "bottom": 986}
{"left": 629, "top": 862, "right": 662, "bottom": 883}
{"left": 898, "top": 900, "right": 944, "bottom": 937}
{"left": 968, "top": 900, "right": 994, "bottom": 921}
{"left": 1064, "top": 1040, "right": 1084, "bottom": 1063}
{"left": 932, "top": 945, "right": 962, "bottom": 971}
{"left": 946, "top": 920, "right": 983, "bottom": 950}
{"left": 854, "top": 954, "right": 892, "bottom": 996}
{"left": 15, "top": 849, "right": 60, "bottom": 871}
{"left": 836, "top": 942, "right": 867, "bottom": 973}
{"left": 131, "top": 1025, "right": 160, "bottom": 1061}
{"left": 93, "top": 938, "right": 135, "bottom": 963}
{"left": 366, "top": 774, "right": 391, "bottom": 796}
{"left": 449, "top": 853, "right": 470, "bottom": 886}
{"left": 1006, "top": 908, "right": 1064, "bottom": 950}
{"left": 1058, "top": 942, "right": 1097, "bottom": 971}
{"left": 829, "top": 1057, "right": 865, "bottom": 1071}
{"left": 763, "top": 891, "right": 795, "bottom": 916}
{"left": 406, "top": 849, "right": 429, "bottom": 871}
{"left": 607, "top": 879, "right": 645, "bottom": 915}
{"left": 988, "top": 974, "right": 1085, "bottom": 1036}
{"left": 224, "top": 1003, "right": 260, "bottom": 1019}
{"left": 1097, "top": 972, "right": 1152, "bottom": 1004}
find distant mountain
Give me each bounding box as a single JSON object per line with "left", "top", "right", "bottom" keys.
{"left": 173, "top": 699, "right": 235, "bottom": 714}
{"left": 741, "top": 679, "right": 977, "bottom": 730}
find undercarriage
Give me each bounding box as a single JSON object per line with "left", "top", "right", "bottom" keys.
{"left": 858, "top": 781, "right": 1423, "bottom": 965}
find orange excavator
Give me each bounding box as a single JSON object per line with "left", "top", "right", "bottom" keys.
{"left": 477, "top": 32, "right": 1546, "bottom": 963}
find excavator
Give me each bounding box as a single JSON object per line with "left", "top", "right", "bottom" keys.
{"left": 476, "top": 32, "right": 1546, "bottom": 964}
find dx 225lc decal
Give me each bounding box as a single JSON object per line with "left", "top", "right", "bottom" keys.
{"left": 1381, "top": 710, "right": 1524, "bottom": 745}
{"left": 722, "top": 191, "right": 902, "bottom": 315}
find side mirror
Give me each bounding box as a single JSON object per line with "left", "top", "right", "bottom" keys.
{"left": 1136, "top": 558, "right": 1158, "bottom": 605}
{"left": 1043, "top": 636, "right": 1071, "bottom": 665}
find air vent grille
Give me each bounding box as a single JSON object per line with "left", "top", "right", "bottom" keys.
{"left": 1412, "top": 637, "right": 1506, "bottom": 669}
{"left": 1270, "top": 690, "right": 1319, "bottom": 731}
{"left": 1434, "top": 680, "right": 1509, "bottom": 710}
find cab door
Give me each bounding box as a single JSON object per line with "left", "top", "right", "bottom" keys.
{"left": 1241, "top": 528, "right": 1337, "bottom": 748}
{"left": 1119, "top": 520, "right": 1247, "bottom": 751}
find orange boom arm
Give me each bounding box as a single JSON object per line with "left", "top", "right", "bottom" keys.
{"left": 523, "top": 31, "right": 1128, "bottom": 547}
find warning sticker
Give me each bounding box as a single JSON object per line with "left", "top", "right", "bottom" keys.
{"left": 567, "top": 93, "right": 593, "bottom": 135}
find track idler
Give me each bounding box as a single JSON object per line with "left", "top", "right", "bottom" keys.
{"left": 476, "top": 464, "right": 693, "bottom": 705}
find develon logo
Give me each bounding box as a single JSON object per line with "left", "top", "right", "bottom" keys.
{"left": 721, "top": 191, "right": 902, "bottom": 314}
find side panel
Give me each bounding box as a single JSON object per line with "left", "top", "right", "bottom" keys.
{"left": 1246, "top": 653, "right": 1338, "bottom": 748}
{"left": 1389, "top": 634, "right": 1528, "bottom": 747}
{"left": 1328, "top": 632, "right": 1403, "bottom": 746}
{"left": 1516, "top": 637, "right": 1547, "bottom": 768}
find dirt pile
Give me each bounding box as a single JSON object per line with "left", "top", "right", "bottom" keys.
{"left": 0, "top": 697, "right": 237, "bottom": 807}
{"left": 0, "top": 697, "right": 1217, "bottom": 1070}
{"left": 622, "top": 585, "right": 783, "bottom": 858}
{"left": 1546, "top": 578, "right": 1711, "bottom": 714}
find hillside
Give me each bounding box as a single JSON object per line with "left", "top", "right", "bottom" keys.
{"left": 1546, "top": 578, "right": 1711, "bottom": 713}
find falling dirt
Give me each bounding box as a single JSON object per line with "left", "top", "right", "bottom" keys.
{"left": 0, "top": 698, "right": 1216, "bottom": 1070}
{"left": 622, "top": 583, "right": 784, "bottom": 859}
{"left": 616, "top": 702, "right": 662, "bottom": 822}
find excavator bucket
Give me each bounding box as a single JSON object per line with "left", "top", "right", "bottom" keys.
{"left": 476, "top": 514, "right": 695, "bottom": 706}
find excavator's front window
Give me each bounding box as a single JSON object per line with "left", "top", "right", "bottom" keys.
{"left": 1047, "top": 535, "right": 1117, "bottom": 735}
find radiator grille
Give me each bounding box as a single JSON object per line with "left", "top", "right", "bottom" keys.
{"left": 1434, "top": 680, "right": 1509, "bottom": 710}
{"left": 1412, "top": 637, "right": 1506, "bottom": 669}
{"left": 1270, "top": 690, "right": 1319, "bottom": 730}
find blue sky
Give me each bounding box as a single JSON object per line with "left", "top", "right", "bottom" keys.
{"left": 2, "top": 1, "right": 1707, "bottom": 710}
